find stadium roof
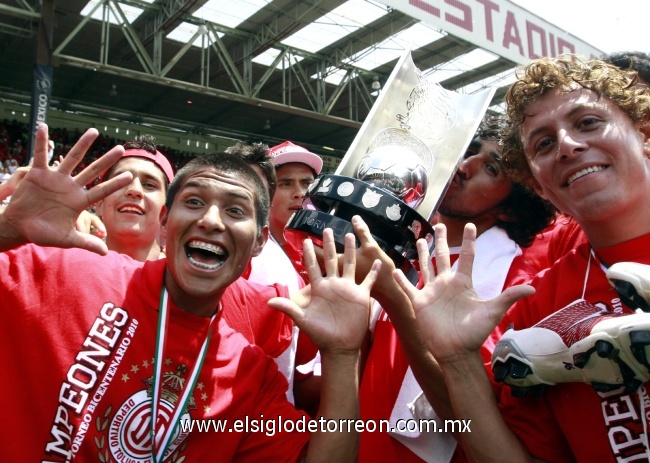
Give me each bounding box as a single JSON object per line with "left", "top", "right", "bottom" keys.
{"left": 0, "top": 0, "right": 603, "bottom": 157}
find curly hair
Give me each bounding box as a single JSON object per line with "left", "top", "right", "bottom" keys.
{"left": 476, "top": 113, "right": 503, "bottom": 141}
{"left": 496, "top": 183, "right": 557, "bottom": 248}
{"left": 501, "top": 56, "right": 650, "bottom": 183}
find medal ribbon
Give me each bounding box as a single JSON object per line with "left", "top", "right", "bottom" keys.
{"left": 151, "top": 287, "right": 217, "bottom": 462}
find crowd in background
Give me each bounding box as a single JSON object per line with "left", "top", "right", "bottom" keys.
{"left": 0, "top": 119, "right": 198, "bottom": 185}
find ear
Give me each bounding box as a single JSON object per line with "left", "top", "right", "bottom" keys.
{"left": 525, "top": 176, "right": 545, "bottom": 199}
{"left": 159, "top": 205, "right": 168, "bottom": 230}
{"left": 251, "top": 225, "right": 269, "bottom": 258}
{"left": 158, "top": 208, "right": 167, "bottom": 244}
{"left": 638, "top": 122, "right": 650, "bottom": 158}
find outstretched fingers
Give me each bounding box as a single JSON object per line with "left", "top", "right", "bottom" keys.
{"left": 455, "top": 223, "right": 477, "bottom": 278}
{"left": 496, "top": 284, "right": 536, "bottom": 316}
{"left": 351, "top": 215, "right": 376, "bottom": 247}
{"left": 393, "top": 267, "right": 419, "bottom": 302}
{"left": 75, "top": 144, "right": 126, "bottom": 187}
{"left": 341, "top": 232, "right": 357, "bottom": 280}
{"left": 360, "top": 258, "right": 381, "bottom": 293}
{"left": 321, "top": 228, "right": 338, "bottom": 277}
{"left": 68, "top": 229, "right": 110, "bottom": 256}
{"left": 302, "top": 235, "right": 322, "bottom": 283}
{"left": 3, "top": 125, "right": 138, "bottom": 255}
{"left": 417, "top": 237, "right": 435, "bottom": 285}
{"left": 433, "top": 223, "right": 451, "bottom": 275}
{"left": 31, "top": 124, "right": 50, "bottom": 168}
{"left": 57, "top": 128, "right": 100, "bottom": 176}
{"left": 479, "top": 283, "right": 536, "bottom": 331}
{"left": 85, "top": 171, "right": 132, "bottom": 208}
{"left": 268, "top": 295, "right": 304, "bottom": 325}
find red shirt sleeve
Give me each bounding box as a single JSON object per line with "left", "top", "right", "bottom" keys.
{"left": 222, "top": 279, "right": 293, "bottom": 358}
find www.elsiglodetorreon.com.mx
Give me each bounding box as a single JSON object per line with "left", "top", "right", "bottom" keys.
{"left": 180, "top": 415, "right": 472, "bottom": 436}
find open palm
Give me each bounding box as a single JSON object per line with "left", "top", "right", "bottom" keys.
{"left": 269, "top": 229, "right": 381, "bottom": 354}
{"left": 3, "top": 124, "right": 131, "bottom": 254}
{"left": 394, "top": 223, "right": 534, "bottom": 363}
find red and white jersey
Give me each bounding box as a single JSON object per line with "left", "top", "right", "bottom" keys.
{"left": 498, "top": 234, "right": 650, "bottom": 462}
{"left": 359, "top": 226, "right": 539, "bottom": 463}
{"left": 0, "top": 245, "right": 308, "bottom": 462}
{"left": 242, "top": 236, "right": 316, "bottom": 403}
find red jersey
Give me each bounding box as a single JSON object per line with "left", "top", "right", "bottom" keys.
{"left": 546, "top": 215, "right": 589, "bottom": 265}
{"left": 359, "top": 227, "right": 540, "bottom": 463}
{"left": 222, "top": 277, "right": 293, "bottom": 359}
{"left": 498, "top": 234, "right": 650, "bottom": 462}
{"left": 0, "top": 245, "right": 309, "bottom": 462}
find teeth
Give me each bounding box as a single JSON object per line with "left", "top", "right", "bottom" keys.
{"left": 187, "top": 256, "right": 222, "bottom": 270}
{"left": 186, "top": 241, "right": 225, "bottom": 271}
{"left": 187, "top": 240, "right": 224, "bottom": 255}
{"left": 118, "top": 206, "right": 143, "bottom": 215}
{"left": 567, "top": 166, "right": 606, "bottom": 185}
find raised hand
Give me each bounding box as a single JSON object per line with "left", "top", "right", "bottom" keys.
{"left": 269, "top": 228, "right": 381, "bottom": 354}
{"left": 393, "top": 223, "right": 535, "bottom": 364}
{"left": 1, "top": 123, "right": 132, "bottom": 255}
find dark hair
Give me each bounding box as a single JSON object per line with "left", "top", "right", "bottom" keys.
{"left": 602, "top": 51, "right": 650, "bottom": 84}
{"left": 479, "top": 115, "right": 557, "bottom": 247}
{"left": 225, "top": 142, "right": 276, "bottom": 199}
{"left": 476, "top": 113, "right": 503, "bottom": 141}
{"left": 496, "top": 183, "right": 557, "bottom": 248}
{"left": 103, "top": 134, "right": 170, "bottom": 189}
{"left": 123, "top": 134, "right": 157, "bottom": 154}
{"left": 165, "top": 152, "right": 270, "bottom": 233}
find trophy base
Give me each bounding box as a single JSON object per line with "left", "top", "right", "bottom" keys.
{"left": 284, "top": 175, "right": 436, "bottom": 286}
{"left": 300, "top": 176, "right": 434, "bottom": 259}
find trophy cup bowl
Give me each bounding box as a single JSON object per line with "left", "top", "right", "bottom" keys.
{"left": 284, "top": 129, "right": 435, "bottom": 285}
{"left": 357, "top": 140, "right": 429, "bottom": 209}
{"left": 284, "top": 49, "right": 496, "bottom": 286}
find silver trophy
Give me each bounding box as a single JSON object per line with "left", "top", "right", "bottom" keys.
{"left": 285, "top": 50, "right": 496, "bottom": 283}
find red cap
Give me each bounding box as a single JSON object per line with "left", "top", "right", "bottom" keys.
{"left": 268, "top": 141, "right": 323, "bottom": 175}
{"left": 102, "top": 148, "right": 174, "bottom": 183}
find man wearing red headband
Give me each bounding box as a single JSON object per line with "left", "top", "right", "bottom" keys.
{"left": 96, "top": 135, "right": 174, "bottom": 261}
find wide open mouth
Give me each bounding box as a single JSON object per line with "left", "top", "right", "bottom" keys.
{"left": 185, "top": 240, "right": 227, "bottom": 270}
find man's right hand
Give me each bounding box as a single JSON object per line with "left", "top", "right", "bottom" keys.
{"left": 0, "top": 123, "right": 132, "bottom": 255}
